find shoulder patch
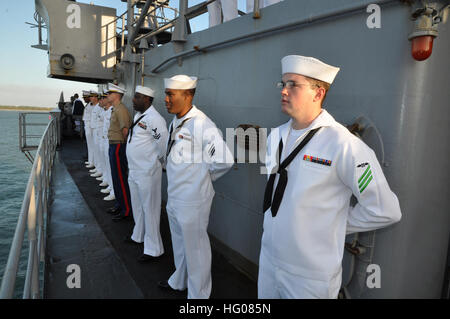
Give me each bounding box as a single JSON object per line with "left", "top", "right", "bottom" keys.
{"left": 357, "top": 163, "right": 373, "bottom": 193}
{"left": 152, "top": 127, "right": 161, "bottom": 140}
{"left": 208, "top": 144, "right": 216, "bottom": 157}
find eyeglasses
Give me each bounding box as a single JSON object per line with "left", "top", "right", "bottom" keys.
{"left": 276, "top": 80, "right": 312, "bottom": 90}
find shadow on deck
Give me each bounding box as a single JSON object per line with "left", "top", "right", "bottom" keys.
{"left": 44, "top": 136, "right": 257, "bottom": 299}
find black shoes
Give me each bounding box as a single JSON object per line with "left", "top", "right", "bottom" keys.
{"left": 157, "top": 280, "right": 186, "bottom": 293}
{"left": 123, "top": 236, "right": 141, "bottom": 245}
{"left": 137, "top": 254, "right": 162, "bottom": 262}
{"left": 112, "top": 213, "right": 131, "bottom": 222}
{"left": 106, "top": 206, "right": 120, "bottom": 215}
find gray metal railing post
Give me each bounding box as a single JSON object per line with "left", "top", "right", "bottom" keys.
{"left": 172, "top": 0, "right": 188, "bottom": 43}
{"left": 23, "top": 114, "right": 27, "bottom": 149}
{"left": 253, "top": 0, "right": 261, "bottom": 19}
{"left": 127, "top": 0, "right": 135, "bottom": 47}
{"left": 19, "top": 113, "right": 23, "bottom": 150}
{"left": 49, "top": 109, "right": 61, "bottom": 147}
{"left": 121, "top": 15, "right": 125, "bottom": 60}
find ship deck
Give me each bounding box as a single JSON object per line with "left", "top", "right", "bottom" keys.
{"left": 44, "top": 136, "right": 257, "bottom": 299}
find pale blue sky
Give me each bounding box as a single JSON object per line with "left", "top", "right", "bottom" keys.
{"left": 0, "top": 0, "right": 247, "bottom": 108}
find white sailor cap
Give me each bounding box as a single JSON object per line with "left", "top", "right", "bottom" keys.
{"left": 82, "top": 90, "right": 90, "bottom": 97}
{"left": 281, "top": 55, "right": 340, "bottom": 84}
{"left": 135, "top": 85, "right": 155, "bottom": 97}
{"left": 107, "top": 83, "right": 126, "bottom": 94}
{"left": 89, "top": 90, "right": 99, "bottom": 97}
{"left": 164, "top": 75, "right": 197, "bottom": 90}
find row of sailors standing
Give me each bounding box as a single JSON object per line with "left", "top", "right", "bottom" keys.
{"left": 82, "top": 90, "right": 116, "bottom": 201}
{"left": 81, "top": 77, "right": 234, "bottom": 299}
{"left": 81, "top": 55, "right": 402, "bottom": 300}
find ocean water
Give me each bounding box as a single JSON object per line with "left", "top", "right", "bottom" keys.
{"left": 0, "top": 110, "right": 50, "bottom": 298}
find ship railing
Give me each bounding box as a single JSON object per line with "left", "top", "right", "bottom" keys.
{"left": 19, "top": 112, "right": 55, "bottom": 164}
{"left": 102, "top": 0, "right": 178, "bottom": 59}
{"left": 108, "top": 0, "right": 250, "bottom": 54}
{"left": 0, "top": 112, "right": 59, "bottom": 299}
{"left": 104, "top": 0, "right": 258, "bottom": 61}
{"left": 130, "top": 0, "right": 221, "bottom": 46}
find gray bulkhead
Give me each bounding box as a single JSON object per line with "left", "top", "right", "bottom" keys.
{"left": 136, "top": 0, "right": 450, "bottom": 298}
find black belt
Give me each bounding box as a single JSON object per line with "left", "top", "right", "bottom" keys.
{"left": 263, "top": 127, "right": 321, "bottom": 217}
{"left": 109, "top": 140, "right": 125, "bottom": 144}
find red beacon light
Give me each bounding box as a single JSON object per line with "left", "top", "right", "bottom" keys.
{"left": 408, "top": 5, "right": 441, "bottom": 62}
{"left": 411, "top": 35, "right": 435, "bottom": 61}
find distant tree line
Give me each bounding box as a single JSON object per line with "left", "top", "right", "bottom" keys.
{"left": 0, "top": 105, "right": 53, "bottom": 111}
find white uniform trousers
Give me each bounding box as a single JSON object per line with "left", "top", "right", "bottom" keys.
{"left": 85, "top": 124, "right": 94, "bottom": 165}
{"left": 258, "top": 249, "right": 341, "bottom": 299}
{"left": 208, "top": 0, "right": 238, "bottom": 27}
{"left": 103, "top": 138, "right": 114, "bottom": 193}
{"left": 129, "top": 169, "right": 164, "bottom": 256}
{"left": 98, "top": 138, "right": 107, "bottom": 180}
{"left": 92, "top": 128, "right": 102, "bottom": 174}
{"left": 91, "top": 127, "right": 98, "bottom": 169}
{"left": 167, "top": 196, "right": 214, "bottom": 299}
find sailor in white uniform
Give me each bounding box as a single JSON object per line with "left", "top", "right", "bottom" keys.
{"left": 208, "top": 0, "right": 238, "bottom": 27}
{"left": 258, "top": 55, "right": 402, "bottom": 299}
{"left": 89, "top": 91, "right": 103, "bottom": 179}
{"left": 126, "top": 85, "right": 168, "bottom": 261}
{"left": 95, "top": 92, "right": 105, "bottom": 182}
{"left": 100, "top": 91, "right": 115, "bottom": 201}
{"left": 159, "top": 75, "right": 234, "bottom": 299}
{"left": 82, "top": 91, "right": 95, "bottom": 168}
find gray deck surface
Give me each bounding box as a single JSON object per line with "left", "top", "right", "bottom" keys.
{"left": 44, "top": 136, "right": 257, "bottom": 299}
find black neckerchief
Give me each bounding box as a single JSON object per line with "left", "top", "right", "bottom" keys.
{"left": 128, "top": 114, "right": 146, "bottom": 143}
{"left": 263, "top": 127, "right": 321, "bottom": 217}
{"left": 166, "top": 117, "right": 192, "bottom": 157}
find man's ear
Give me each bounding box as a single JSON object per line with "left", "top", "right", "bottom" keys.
{"left": 314, "top": 87, "right": 326, "bottom": 103}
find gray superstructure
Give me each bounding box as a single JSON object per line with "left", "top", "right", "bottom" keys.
{"left": 25, "top": 0, "right": 450, "bottom": 298}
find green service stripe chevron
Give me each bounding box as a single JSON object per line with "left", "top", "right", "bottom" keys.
{"left": 359, "top": 170, "right": 372, "bottom": 190}
{"left": 360, "top": 175, "right": 373, "bottom": 193}
{"left": 358, "top": 165, "right": 371, "bottom": 184}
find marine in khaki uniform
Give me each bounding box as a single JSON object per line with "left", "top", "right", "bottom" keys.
{"left": 106, "top": 83, "right": 133, "bottom": 221}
